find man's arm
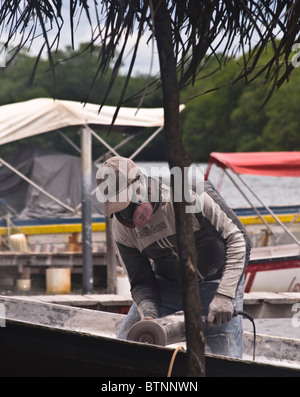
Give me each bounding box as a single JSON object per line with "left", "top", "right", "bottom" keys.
{"left": 116, "top": 242, "right": 160, "bottom": 319}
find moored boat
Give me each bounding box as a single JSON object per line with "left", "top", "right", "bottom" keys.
{"left": 0, "top": 295, "right": 299, "bottom": 377}
{"left": 205, "top": 152, "right": 300, "bottom": 293}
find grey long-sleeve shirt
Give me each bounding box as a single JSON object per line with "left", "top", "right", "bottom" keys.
{"left": 114, "top": 179, "right": 251, "bottom": 319}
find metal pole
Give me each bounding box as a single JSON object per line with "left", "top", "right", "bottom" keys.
{"left": 94, "top": 134, "right": 136, "bottom": 164}
{"left": 223, "top": 169, "right": 274, "bottom": 236}
{"left": 129, "top": 126, "right": 163, "bottom": 160}
{"left": 57, "top": 130, "right": 81, "bottom": 154}
{"left": 236, "top": 173, "right": 300, "bottom": 246}
{"left": 81, "top": 127, "right": 93, "bottom": 294}
{"left": 276, "top": 210, "right": 300, "bottom": 243}
{"left": 84, "top": 124, "right": 119, "bottom": 156}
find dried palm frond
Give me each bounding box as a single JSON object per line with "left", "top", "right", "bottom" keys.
{"left": 1, "top": 1, "right": 299, "bottom": 108}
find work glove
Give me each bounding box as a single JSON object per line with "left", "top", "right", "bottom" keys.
{"left": 207, "top": 293, "right": 234, "bottom": 327}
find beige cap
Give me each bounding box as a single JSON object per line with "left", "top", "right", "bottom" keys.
{"left": 96, "top": 156, "right": 139, "bottom": 216}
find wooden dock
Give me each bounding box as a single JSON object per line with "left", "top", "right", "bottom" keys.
{"left": 243, "top": 291, "right": 300, "bottom": 318}
{"left": 5, "top": 293, "right": 132, "bottom": 314}
{"left": 0, "top": 251, "right": 106, "bottom": 268}
{"left": 5, "top": 291, "right": 300, "bottom": 319}
{"left": 0, "top": 251, "right": 110, "bottom": 290}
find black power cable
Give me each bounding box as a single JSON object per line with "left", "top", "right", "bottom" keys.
{"left": 235, "top": 310, "right": 256, "bottom": 361}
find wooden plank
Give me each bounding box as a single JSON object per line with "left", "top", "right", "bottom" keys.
{"left": 83, "top": 294, "right": 132, "bottom": 306}
{"left": 0, "top": 295, "right": 125, "bottom": 336}
{"left": 244, "top": 292, "right": 300, "bottom": 304}
{"left": 280, "top": 292, "right": 300, "bottom": 302}
{"left": 7, "top": 293, "right": 133, "bottom": 308}
{"left": 243, "top": 292, "right": 300, "bottom": 318}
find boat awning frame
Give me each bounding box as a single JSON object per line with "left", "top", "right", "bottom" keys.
{"left": 205, "top": 152, "right": 300, "bottom": 246}
{"left": 205, "top": 151, "right": 300, "bottom": 179}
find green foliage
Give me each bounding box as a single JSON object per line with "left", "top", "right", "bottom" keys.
{"left": 261, "top": 70, "right": 300, "bottom": 151}
{"left": 181, "top": 57, "right": 246, "bottom": 160}
{"left": 181, "top": 49, "right": 300, "bottom": 161}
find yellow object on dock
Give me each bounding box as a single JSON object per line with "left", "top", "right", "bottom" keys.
{"left": 9, "top": 233, "right": 29, "bottom": 252}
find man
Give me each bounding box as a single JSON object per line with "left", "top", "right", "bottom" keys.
{"left": 96, "top": 156, "right": 251, "bottom": 358}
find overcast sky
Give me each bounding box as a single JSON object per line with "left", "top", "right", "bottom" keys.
{"left": 6, "top": 4, "right": 160, "bottom": 76}
{"left": 0, "top": 3, "right": 160, "bottom": 76}
{"left": 1, "top": 3, "right": 255, "bottom": 76}
{"left": 56, "top": 19, "right": 160, "bottom": 76}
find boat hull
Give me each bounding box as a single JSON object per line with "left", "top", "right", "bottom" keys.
{"left": 1, "top": 319, "right": 299, "bottom": 377}
{"left": 0, "top": 296, "right": 299, "bottom": 377}
{"left": 246, "top": 245, "right": 300, "bottom": 293}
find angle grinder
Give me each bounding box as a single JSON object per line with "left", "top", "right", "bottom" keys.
{"left": 127, "top": 312, "right": 186, "bottom": 346}
{"left": 126, "top": 310, "right": 257, "bottom": 360}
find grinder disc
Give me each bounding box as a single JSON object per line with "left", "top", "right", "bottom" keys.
{"left": 127, "top": 321, "right": 166, "bottom": 346}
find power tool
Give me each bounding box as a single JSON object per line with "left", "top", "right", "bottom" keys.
{"left": 127, "top": 310, "right": 256, "bottom": 360}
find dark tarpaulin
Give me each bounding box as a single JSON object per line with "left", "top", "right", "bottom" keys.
{"left": 0, "top": 146, "right": 103, "bottom": 219}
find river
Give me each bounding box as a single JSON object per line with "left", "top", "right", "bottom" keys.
{"left": 136, "top": 161, "right": 300, "bottom": 208}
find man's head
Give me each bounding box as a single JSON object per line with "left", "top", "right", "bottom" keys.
{"left": 96, "top": 156, "right": 153, "bottom": 228}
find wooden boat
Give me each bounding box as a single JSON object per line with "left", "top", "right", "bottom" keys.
{"left": 0, "top": 295, "right": 299, "bottom": 377}
{"left": 205, "top": 152, "right": 300, "bottom": 294}
{"left": 0, "top": 215, "right": 107, "bottom": 253}
{"left": 245, "top": 244, "right": 300, "bottom": 293}
{"left": 2, "top": 205, "right": 299, "bottom": 253}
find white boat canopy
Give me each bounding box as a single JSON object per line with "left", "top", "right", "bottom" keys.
{"left": 0, "top": 97, "right": 174, "bottom": 145}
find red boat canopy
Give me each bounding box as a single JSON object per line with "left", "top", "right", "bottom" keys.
{"left": 205, "top": 152, "right": 300, "bottom": 179}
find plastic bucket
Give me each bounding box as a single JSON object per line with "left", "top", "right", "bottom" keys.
{"left": 16, "top": 279, "right": 31, "bottom": 292}
{"left": 117, "top": 275, "right": 131, "bottom": 296}
{"left": 46, "top": 268, "right": 71, "bottom": 294}
{"left": 116, "top": 266, "right": 131, "bottom": 296}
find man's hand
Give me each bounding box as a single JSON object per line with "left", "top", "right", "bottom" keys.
{"left": 142, "top": 316, "right": 154, "bottom": 321}
{"left": 207, "top": 293, "right": 234, "bottom": 326}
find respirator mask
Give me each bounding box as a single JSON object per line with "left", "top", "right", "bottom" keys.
{"left": 115, "top": 175, "right": 154, "bottom": 228}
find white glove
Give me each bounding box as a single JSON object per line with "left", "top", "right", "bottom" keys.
{"left": 207, "top": 293, "right": 234, "bottom": 326}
